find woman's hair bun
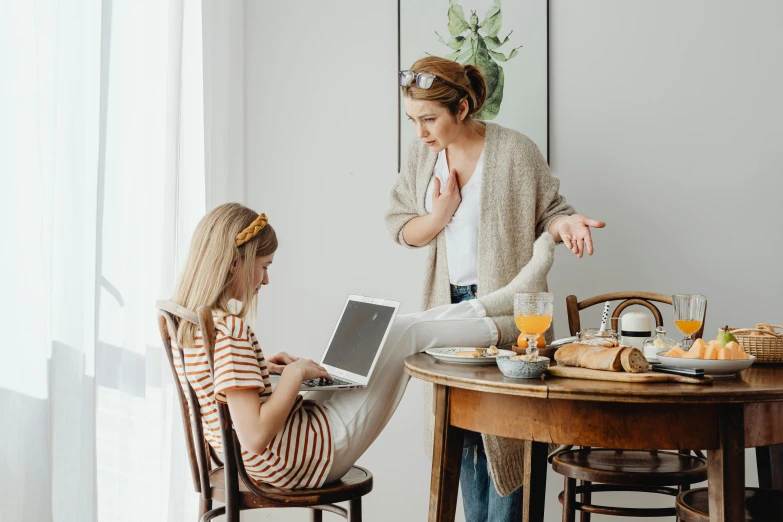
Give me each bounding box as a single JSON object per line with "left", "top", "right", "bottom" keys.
{"left": 463, "top": 64, "right": 487, "bottom": 116}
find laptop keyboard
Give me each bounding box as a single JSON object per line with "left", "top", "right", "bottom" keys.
{"left": 302, "top": 376, "right": 355, "bottom": 387}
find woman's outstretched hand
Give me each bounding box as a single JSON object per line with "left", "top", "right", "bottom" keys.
{"left": 267, "top": 351, "right": 299, "bottom": 374}
{"left": 549, "top": 215, "right": 606, "bottom": 258}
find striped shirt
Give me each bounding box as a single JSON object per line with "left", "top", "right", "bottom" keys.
{"left": 173, "top": 314, "right": 333, "bottom": 489}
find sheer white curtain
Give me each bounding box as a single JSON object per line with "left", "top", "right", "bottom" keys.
{"left": 1, "top": 1, "right": 206, "bottom": 520}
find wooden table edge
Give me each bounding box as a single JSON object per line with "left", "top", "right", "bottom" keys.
{"left": 405, "top": 355, "right": 783, "bottom": 404}
{"left": 404, "top": 359, "right": 549, "bottom": 398}
{"left": 544, "top": 387, "right": 783, "bottom": 404}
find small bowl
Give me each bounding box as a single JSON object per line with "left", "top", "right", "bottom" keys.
{"left": 496, "top": 355, "right": 550, "bottom": 379}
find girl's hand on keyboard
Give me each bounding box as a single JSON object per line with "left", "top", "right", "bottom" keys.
{"left": 267, "top": 351, "right": 299, "bottom": 374}
{"left": 285, "top": 358, "right": 332, "bottom": 382}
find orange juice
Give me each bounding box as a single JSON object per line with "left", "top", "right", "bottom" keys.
{"left": 515, "top": 315, "right": 552, "bottom": 335}
{"left": 675, "top": 319, "right": 702, "bottom": 335}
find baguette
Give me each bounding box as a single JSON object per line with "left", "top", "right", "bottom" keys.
{"left": 554, "top": 343, "right": 588, "bottom": 366}
{"left": 620, "top": 347, "right": 650, "bottom": 373}
{"left": 555, "top": 343, "right": 624, "bottom": 371}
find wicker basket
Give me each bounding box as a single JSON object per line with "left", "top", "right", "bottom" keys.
{"left": 729, "top": 325, "right": 783, "bottom": 364}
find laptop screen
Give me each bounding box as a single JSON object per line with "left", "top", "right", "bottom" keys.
{"left": 321, "top": 300, "right": 397, "bottom": 377}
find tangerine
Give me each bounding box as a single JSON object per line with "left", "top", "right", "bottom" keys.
{"left": 517, "top": 333, "right": 546, "bottom": 349}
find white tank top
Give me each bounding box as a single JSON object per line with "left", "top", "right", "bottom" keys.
{"left": 424, "top": 149, "right": 484, "bottom": 286}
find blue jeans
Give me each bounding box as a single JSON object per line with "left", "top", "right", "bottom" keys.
{"left": 450, "top": 285, "right": 522, "bottom": 522}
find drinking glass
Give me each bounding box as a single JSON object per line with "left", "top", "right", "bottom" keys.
{"left": 514, "top": 292, "right": 554, "bottom": 357}
{"left": 672, "top": 294, "right": 706, "bottom": 349}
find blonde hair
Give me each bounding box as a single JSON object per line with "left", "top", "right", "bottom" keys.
{"left": 172, "top": 203, "right": 278, "bottom": 349}
{"left": 402, "top": 56, "right": 488, "bottom": 119}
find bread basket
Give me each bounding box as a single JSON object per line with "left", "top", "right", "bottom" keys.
{"left": 729, "top": 325, "right": 783, "bottom": 364}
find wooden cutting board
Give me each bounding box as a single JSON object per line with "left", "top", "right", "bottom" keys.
{"left": 546, "top": 365, "right": 713, "bottom": 385}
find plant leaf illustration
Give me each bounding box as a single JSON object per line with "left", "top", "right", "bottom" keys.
{"left": 447, "top": 0, "right": 469, "bottom": 37}
{"left": 435, "top": 0, "right": 521, "bottom": 120}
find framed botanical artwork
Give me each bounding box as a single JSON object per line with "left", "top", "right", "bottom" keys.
{"left": 398, "top": 0, "right": 550, "bottom": 171}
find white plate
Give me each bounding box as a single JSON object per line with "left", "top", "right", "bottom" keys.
{"left": 425, "top": 347, "right": 517, "bottom": 365}
{"left": 656, "top": 352, "right": 755, "bottom": 375}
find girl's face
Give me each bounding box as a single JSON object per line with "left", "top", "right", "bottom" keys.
{"left": 404, "top": 97, "right": 468, "bottom": 153}
{"left": 230, "top": 252, "right": 275, "bottom": 300}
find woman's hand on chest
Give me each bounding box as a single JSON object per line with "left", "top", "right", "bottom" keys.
{"left": 430, "top": 168, "right": 462, "bottom": 227}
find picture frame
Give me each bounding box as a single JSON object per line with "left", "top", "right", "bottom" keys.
{"left": 398, "top": 0, "right": 550, "bottom": 172}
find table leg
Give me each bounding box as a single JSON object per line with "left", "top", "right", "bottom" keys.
{"left": 429, "top": 384, "right": 464, "bottom": 522}
{"left": 771, "top": 444, "right": 783, "bottom": 490}
{"left": 756, "top": 444, "right": 783, "bottom": 490}
{"left": 522, "top": 440, "right": 548, "bottom": 522}
{"left": 707, "top": 404, "right": 745, "bottom": 522}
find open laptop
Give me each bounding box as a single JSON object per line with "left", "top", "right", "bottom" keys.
{"left": 269, "top": 295, "right": 400, "bottom": 391}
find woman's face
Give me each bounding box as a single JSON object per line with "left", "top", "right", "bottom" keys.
{"left": 230, "top": 252, "right": 275, "bottom": 300}
{"left": 404, "top": 97, "right": 466, "bottom": 153}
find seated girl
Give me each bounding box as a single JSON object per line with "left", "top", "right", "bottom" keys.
{"left": 170, "top": 202, "right": 555, "bottom": 489}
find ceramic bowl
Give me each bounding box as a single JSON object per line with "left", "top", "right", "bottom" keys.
{"left": 496, "top": 355, "right": 550, "bottom": 379}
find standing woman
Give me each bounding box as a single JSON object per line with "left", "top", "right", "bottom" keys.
{"left": 386, "top": 56, "right": 605, "bottom": 521}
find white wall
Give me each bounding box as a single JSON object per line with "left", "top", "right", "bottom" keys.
{"left": 239, "top": 1, "right": 783, "bottom": 520}
{"left": 203, "top": 0, "right": 246, "bottom": 207}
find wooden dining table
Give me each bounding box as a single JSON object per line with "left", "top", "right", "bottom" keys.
{"left": 405, "top": 352, "right": 783, "bottom": 522}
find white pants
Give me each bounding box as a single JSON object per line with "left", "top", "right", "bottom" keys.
{"left": 312, "top": 300, "right": 498, "bottom": 484}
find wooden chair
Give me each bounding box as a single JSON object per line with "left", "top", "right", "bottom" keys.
{"left": 675, "top": 488, "right": 783, "bottom": 521}
{"left": 675, "top": 433, "right": 783, "bottom": 520}
{"left": 157, "top": 301, "right": 373, "bottom": 522}
{"left": 553, "top": 292, "right": 709, "bottom": 521}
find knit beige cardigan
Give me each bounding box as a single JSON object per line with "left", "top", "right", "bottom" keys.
{"left": 385, "top": 122, "right": 574, "bottom": 496}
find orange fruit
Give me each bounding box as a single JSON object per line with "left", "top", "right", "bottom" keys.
{"left": 517, "top": 333, "right": 546, "bottom": 349}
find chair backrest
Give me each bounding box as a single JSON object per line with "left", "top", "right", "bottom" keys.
{"left": 159, "top": 301, "right": 261, "bottom": 502}
{"left": 159, "top": 301, "right": 308, "bottom": 502}
{"left": 156, "top": 300, "right": 223, "bottom": 503}
{"left": 565, "top": 291, "right": 707, "bottom": 339}
{"left": 193, "top": 305, "right": 284, "bottom": 499}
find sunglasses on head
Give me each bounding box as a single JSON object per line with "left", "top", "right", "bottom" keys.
{"left": 399, "top": 70, "right": 463, "bottom": 91}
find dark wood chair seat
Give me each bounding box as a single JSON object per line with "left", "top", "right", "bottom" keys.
{"left": 676, "top": 487, "right": 783, "bottom": 522}
{"left": 552, "top": 448, "right": 708, "bottom": 519}
{"left": 552, "top": 449, "right": 708, "bottom": 486}
{"left": 208, "top": 465, "right": 373, "bottom": 509}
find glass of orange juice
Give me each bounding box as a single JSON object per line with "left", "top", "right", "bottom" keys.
{"left": 514, "top": 292, "right": 554, "bottom": 358}
{"left": 672, "top": 294, "right": 706, "bottom": 349}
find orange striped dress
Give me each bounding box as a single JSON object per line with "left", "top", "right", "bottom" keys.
{"left": 173, "top": 314, "right": 333, "bottom": 489}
